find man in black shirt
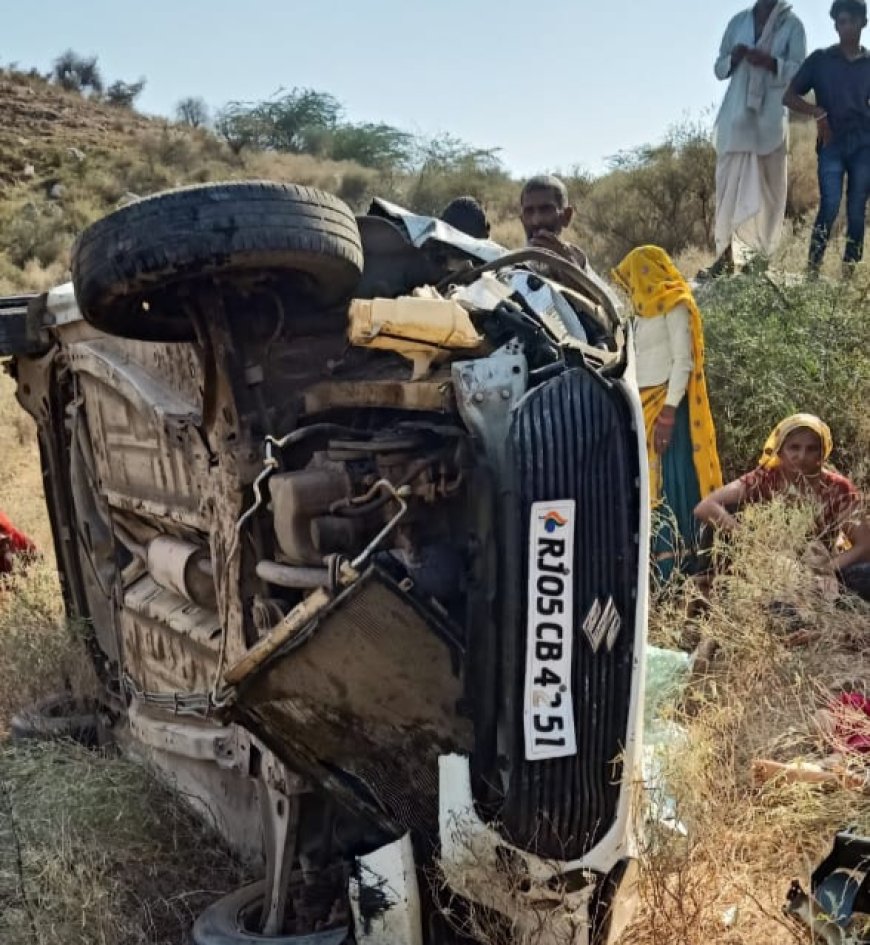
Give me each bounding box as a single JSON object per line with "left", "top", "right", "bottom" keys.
{"left": 784, "top": 0, "right": 870, "bottom": 273}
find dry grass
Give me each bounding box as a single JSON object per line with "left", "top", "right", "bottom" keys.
{"left": 490, "top": 216, "right": 526, "bottom": 250}
{"left": 786, "top": 121, "right": 822, "bottom": 223}
{"left": 627, "top": 501, "right": 870, "bottom": 945}
{"left": 675, "top": 215, "right": 862, "bottom": 283}
{"left": 0, "top": 371, "right": 85, "bottom": 735}
{"left": 0, "top": 563, "right": 95, "bottom": 737}
{"left": 0, "top": 257, "right": 69, "bottom": 294}
{"left": 0, "top": 741, "right": 248, "bottom": 945}
{"left": 0, "top": 371, "right": 52, "bottom": 549}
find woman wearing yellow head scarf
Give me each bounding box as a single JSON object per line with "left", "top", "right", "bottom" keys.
{"left": 757, "top": 413, "right": 834, "bottom": 471}
{"left": 613, "top": 245, "right": 723, "bottom": 580}
{"left": 695, "top": 413, "right": 870, "bottom": 600}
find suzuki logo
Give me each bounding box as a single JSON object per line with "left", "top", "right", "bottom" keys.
{"left": 582, "top": 597, "right": 621, "bottom": 653}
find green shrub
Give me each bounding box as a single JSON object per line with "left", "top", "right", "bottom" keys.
{"left": 0, "top": 203, "right": 71, "bottom": 268}
{"left": 329, "top": 122, "right": 415, "bottom": 170}
{"left": 579, "top": 120, "right": 717, "bottom": 271}
{"left": 404, "top": 135, "right": 511, "bottom": 217}
{"left": 104, "top": 77, "right": 146, "bottom": 108}
{"left": 51, "top": 50, "right": 103, "bottom": 95}
{"left": 0, "top": 563, "right": 89, "bottom": 730}
{"left": 700, "top": 273, "right": 870, "bottom": 486}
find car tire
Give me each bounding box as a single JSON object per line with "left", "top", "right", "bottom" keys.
{"left": 192, "top": 882, "right": 349, "bottom": 945}
{"left": 9, "top": 692, "right": 102, "bottom": 746}
{"left": 71, "top": 182, "right": 364, "bottom": 342}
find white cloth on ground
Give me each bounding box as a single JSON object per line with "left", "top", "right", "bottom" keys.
{"left": 633, "top": 302, "right": 694, "bottom": 408}
{"left": 715, "top": 144, "right": 788, "bottom": 257}
{"left": 713, "top": 6, "right": 806, "bottom": 156}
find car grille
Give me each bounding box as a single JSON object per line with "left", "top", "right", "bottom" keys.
{"left": 490, "top": 367, "right": 641, "bottom": 861}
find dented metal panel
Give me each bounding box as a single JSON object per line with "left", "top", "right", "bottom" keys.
{"left": 71, "top": 342, "right": 209, "bottom": 527}
{"left": 122, "top": 575, "right": 220, "bottom": 693}
{"left": 302, "top": 379, "right": 455, "bottom": 415}
{"left": 67, "top": 341, "right": 202, "bottom": 431}
{"left": 234, "top": 567, "right": 472, "bottom": 836}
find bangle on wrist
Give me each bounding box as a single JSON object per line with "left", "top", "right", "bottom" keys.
{"left": 815, "top": 111, "right": 828, "bottom": 123}
{"left": 657, "top": 414, "right": 676, "bottom": 427}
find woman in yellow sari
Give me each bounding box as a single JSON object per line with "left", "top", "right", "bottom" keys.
{"left": 613, "top": 246, "right": 723, "bottom": 580}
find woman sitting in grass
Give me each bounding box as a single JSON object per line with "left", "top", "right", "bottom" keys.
{"left": 694, "top": 413, "right": 870, "bottom": 600}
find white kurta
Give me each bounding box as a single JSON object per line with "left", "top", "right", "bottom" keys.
{"left": 634, "top": 303, "right": 694, "bottom": 408}
{"left": 713, "top": 5, "right": 807, "bottom": 256}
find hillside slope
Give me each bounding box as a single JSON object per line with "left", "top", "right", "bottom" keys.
{"left": 0, "top": 66, "right": 829, "bottom": 294}
{"left": 0, "top": 70, "right": 383, "bottom": 293}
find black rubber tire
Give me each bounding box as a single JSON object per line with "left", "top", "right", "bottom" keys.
{"left": 192, "top": 882, "right": 349, "bottom": 945}
{"left": 71, "top": 181, "right": 364, "bottom": 342}
{"left": 9, "top": 692, "right": 101, "bottom": 746}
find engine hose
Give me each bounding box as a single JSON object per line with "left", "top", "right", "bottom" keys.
{"left": 329, "top": 453, "right": 442, "bottom": 518}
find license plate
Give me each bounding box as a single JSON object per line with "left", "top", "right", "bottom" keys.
{"left": 523, "top": 500, "right": 577, "bottom": 761}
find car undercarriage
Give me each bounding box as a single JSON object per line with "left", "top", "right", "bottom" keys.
{"left": 3, "top": 182, "right": 649, "bottom": 944}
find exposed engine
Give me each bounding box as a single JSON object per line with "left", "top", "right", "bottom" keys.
{"left": 266, "top": 424, "right": 470, "bottom": 605}
{"left": 12, "top": 189, "right": 647, "bottom": 943}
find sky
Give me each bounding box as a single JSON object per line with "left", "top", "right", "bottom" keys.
{"left": 2, "top": 1, "right": 837, "bottom": 176}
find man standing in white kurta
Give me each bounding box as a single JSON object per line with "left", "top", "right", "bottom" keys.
{"left": 711, "top": 1, "right": 807, "bottom": 271}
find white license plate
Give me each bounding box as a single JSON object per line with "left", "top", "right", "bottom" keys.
{"left": 523, "top": 500, "right": 577, "bottom": 761}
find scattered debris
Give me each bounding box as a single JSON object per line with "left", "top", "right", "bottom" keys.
{"left": 66, "top": 146, "right": 85, "bottom": 162}
{"left": 783, "top": 833, "right": 870, "bottom": 944}
{"left": 47, "top": 182, "right": 65, "bottom": 200}
{"left": 819, "top": 692, "right": 870, "bottom": 754}
{"left": 21, "top": 164, "right": 35, "bottom": 179}
{"left": 752, "top": 758, "right": 867, "bottom": 791}
{"left": 642, "top": 647, "right": 691, "bottom": 836}
{"left": 784, "top": 881, "right": 851, "bottom": 945}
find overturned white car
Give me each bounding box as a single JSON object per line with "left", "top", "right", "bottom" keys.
{"left": 3, "top": 182, "right": 649, "bottom": 944}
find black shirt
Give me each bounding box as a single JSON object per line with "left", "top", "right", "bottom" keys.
{"left": 791, "top": 45, "right": 870, "bottom": 152}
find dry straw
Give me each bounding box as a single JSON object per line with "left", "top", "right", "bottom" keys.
{"left": 629, "top": 500, "right": 870, "bottom": 945}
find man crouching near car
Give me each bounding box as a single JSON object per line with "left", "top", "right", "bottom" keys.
{"left": 519, "top": 174, "right": 590, "bottom": 269}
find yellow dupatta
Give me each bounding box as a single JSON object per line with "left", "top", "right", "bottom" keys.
{"left": 759, "top": 413, "right": 834, "bottom": 470}
{"left": 612, "top": 246, "right": 723, "bottom": 503}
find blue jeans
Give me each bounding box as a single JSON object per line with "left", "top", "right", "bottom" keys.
{"left": 809, "top": 143, "right": 870, "bottom": 267}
